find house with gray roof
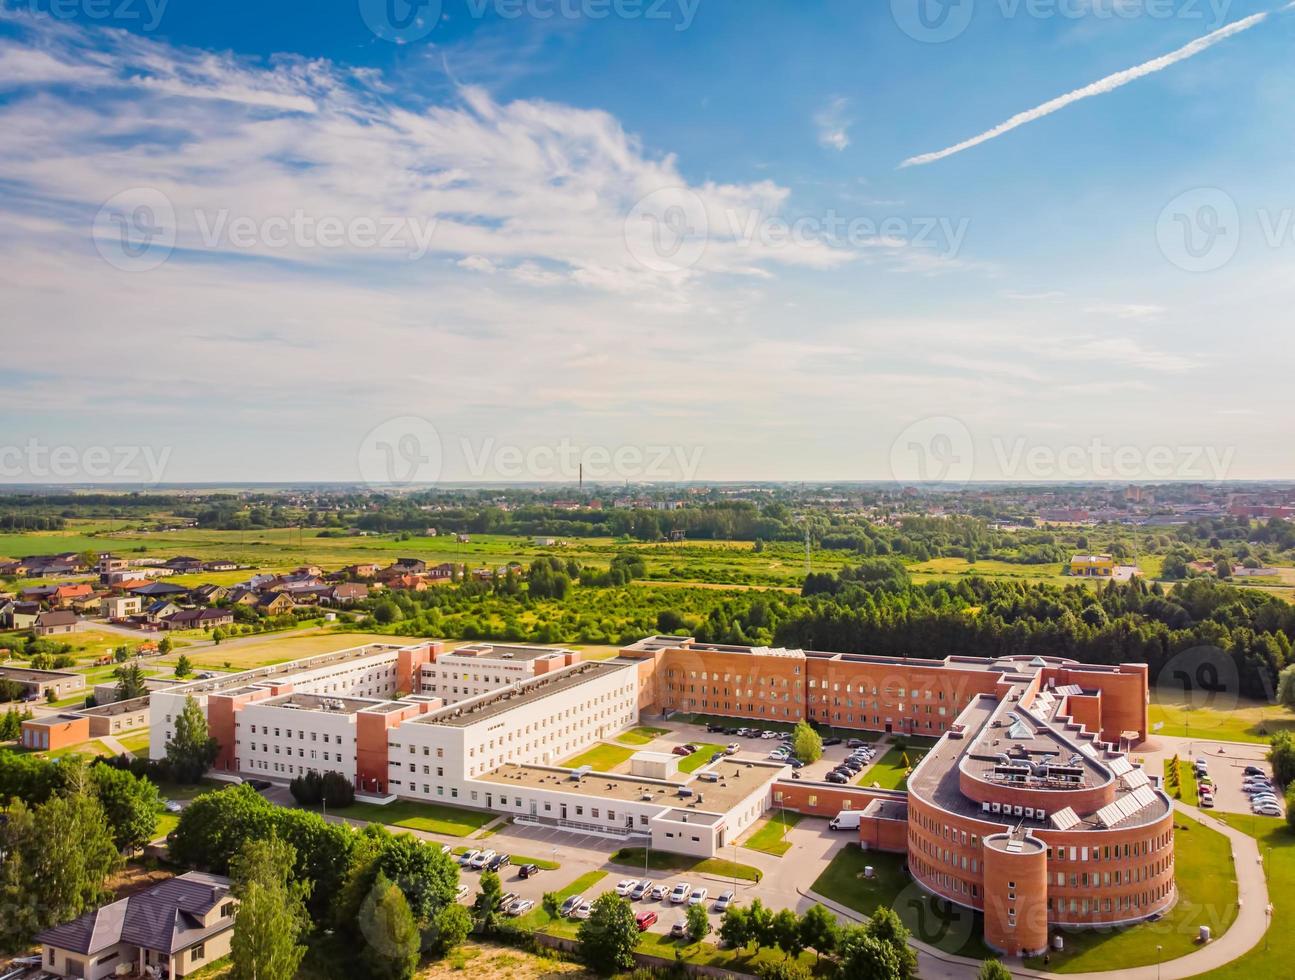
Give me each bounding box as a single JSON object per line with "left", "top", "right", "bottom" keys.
{"left": 36, "top": 872, "right": 236, "bottom": 980}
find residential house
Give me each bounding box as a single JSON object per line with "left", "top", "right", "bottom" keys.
{"left": 328, "top": 583, "right": 369, "bottom": 605}
{"left": 165, "top": 556, "right": 206, "bottom": 573}
{"left": 34, "top": 610, "right": 79, "bottom": 636}
{"left": 1069, "top": 554, "right": 1115, "bottom": 577}
{"left": 143, "top": 599, "right": 183, "bottom": 623}
{"left": 426, "top": 562, "right": 457, "bottom": 581}
{"left": 20, "top": 584, "right": 58, "bottom": 604}
{"left": 130, "top": 581, "right": 190, "bottom": 599}
{"left": 190, "top": 584, "right": 229, "bottom": 604}
{"left": 381, "top": 573, "right": 426, "bottom": 592}
{"left": 340, "top": 562, "right": 380, "bottom": 579}
{"left": 255, "top": 592, "right": 294, "bottom": 615}
{"left": 203, "top": 559, "right": 238, "bottom": 571}
{"left": 51, "top": 583, "right": 95, "bottom": 608}
{"left": 36, "top": 872, "right": 237, "bottom": 980}
{"left": 390, "top": 557, "right": 427, "bottom": 574}
{"left": 101, "top": 595, "right": 143, "bottom": 619}
{"left": 0, "top": 600, "right": 40, "bottom": 630}
{"left": 227, "top": 587, "right": 259, "bottom": 606}
{"left": 164, "top": 608, "right": 234, "bottom": 631}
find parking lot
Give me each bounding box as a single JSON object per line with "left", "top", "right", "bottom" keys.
{"left": 1190, "top": 748, "right": 1282, "bottom": 817}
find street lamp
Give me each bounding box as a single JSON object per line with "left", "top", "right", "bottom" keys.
{"left": 1157, "top": 944, "right": 1163, "bottom": 980}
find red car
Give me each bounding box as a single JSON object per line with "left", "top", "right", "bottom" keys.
{"left": 635, "top": 910, "right": 658, "bottom": 931}
{"left": 671, "top": 745, "right": 693, "bottom": 756}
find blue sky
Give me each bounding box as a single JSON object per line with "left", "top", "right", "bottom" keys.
{"left": 1, "top": 0, "right": 1292, "bottom": 484}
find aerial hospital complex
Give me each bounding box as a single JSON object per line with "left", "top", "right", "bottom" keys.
{"left": 149, "top": 634, "right": 1165, "bottom": 957}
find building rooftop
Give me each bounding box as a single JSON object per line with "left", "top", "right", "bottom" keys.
{"left": 0, "top": 665, "right": 81, "bottom": 682}
{"left": 478, "top": 757, "right": 785, "bottom": 813}
{"left": 435, "top": 643, "right": 577, "bottom": 664}
{"left": 414, "top": 659, "right": 637, "bottom": 728}
{"left": 258, "top": 692, "right": 381, "bottom": 714}
{"left": 165, "top": 642, "right": 413, "bottom": 698}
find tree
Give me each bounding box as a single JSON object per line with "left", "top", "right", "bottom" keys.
{"left": 978, "top": 960, "right": 1014, "bottom": 980}
{"left": 472, "top": 869, "right": 504, "bottom": 932}
{"left": 90, "top": 764, "right": 162, "bottom": 852}
{"left": 1286, "top": 784, "right": 1295, "bottom": 832}
{"left": 1270, "top": 731, "right": 1295, "bottom": 787}
{"left": 211, "top": 628, "right": 226, "bottom": 645}
{"left": 0, "top": 801, "right": 40, "bottom": 950}
{"left": 165, "top": 695, "right": 219, "bottom": 782}
{"left": 577, "top": 892, "right": 638, "bottom": 975}
{"left": 114, "top": 663, "right": 148, "bottom": 701}
{"left": 158, "top": 636, "right": 173, "bottom": 654}
{"left": 229, "top": 837, "right": 310, "bottom": 980}
{"left": 771, "top": 907, "right": 803, "bottom": 959}
{"left": 174, "top": 654, "right": 193, "bottom": 678}
{"left": 746, "top": 897, "right": 774, "bottom": 949}
{"left": 113, "top": 645, "right": 130, "bottom": 664}
{"left": 834, "top": 928, "right": 905, "bottom": 980}
{"left": 0, "top": 708, "right": 21, "bottom": 741}
{"left": 756, "top": 960, "right": 811, "bottom": 980}
{"left": 791, "top": 720, "right": 822, "bottom": 764}
{"left": 23, "top": 791, "right": 122, "bottom": 943}
{"left": 359, "top": 872, "right": 421, "bottom": 980}
{"left": 719, "top": 905, "right": 751, "bottom": 950}
{"left": 859, "top": 907, "right": 917, "bottom": 980}
{"left": 686, "top": 901, "right": 711, "bottom": 942}
{"left": 426, "top": 902, "right": 472, "bottom": 956}
{"left": 1278, "top": 664, "right": 1295, "bottom": 711}
{"left": 798, "top": 903, "right": 838, "bottom": 961}
{"left": 44, "top": 688, "right": 56, "bottom": 705}
{"left": 373, "top": 601, "right": 400, "bottom": 625}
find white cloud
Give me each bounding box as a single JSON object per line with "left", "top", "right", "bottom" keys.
{"left": 814, "top": 96, "right": 852, "bottom": 151}
{"left": 1084, "top": 302, "right": 1166, "bottom": 320}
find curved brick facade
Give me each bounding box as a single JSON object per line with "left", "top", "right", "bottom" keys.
{"left": 982, "top": 834, "right": 1049, "bottom": 956}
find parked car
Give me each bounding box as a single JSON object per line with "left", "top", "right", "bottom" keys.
{"left": 847, "top": 738, "right": 867, "bottom": 748}
{"left": 826, "top": 772, "right": 849, "bottom": 784}
{"left": 615, "top": 878, "right": 639, "bottom": 896}
{"left": 486, "top": 854, "right": 510, "bottom": 872}
{"left": 682, "top": 743, "right": 699, "bottom": 752}
{"left": 455, "top": 884, "right": 470, "bottom": 900}
{"left": 572, "top": 901, "right": 593, "bottom": 920}
{"left": 823, "top": 737, "right": 843, "bottom": 747}
{"left": 1244, "top": 765, "right": 1265, "bottom": 776}
{"left": 630, "top": 879, "right": 654, "bottom": 900}
{"left": 787, "top": 758, "right": 805, "bottom": 769}
{"left": 670, "top": 882, "right": 691, "bottom": 903}
{"left": 689, "top": 887, "right": 708, "bottom": 906}
{"left": 470, "top": 850, "right": 496, "bottom": 870}
{"left": 710, "top": 751, "right": 726, "bottom": 763}
{"left": 162, "top": 799, "right": 182, "bottom": 813}
{"left": 1198, "top": 795, "right": 1215, "bottom": 808}
{"left": 706, "top": 724, "right": 725, "bottom": 733}
{"left": 506, "top": 898, "right": 534, "bottom": 916}
{"left": 651, "top": 883, "right": 670, "bottom": 901}
{"left": 1256, "top": 804, "right": 1283, "bottom": 816}
{"left": 672, "top": 745, "right": 693, "bottom": 756}
{"left": 635, "top": 910, "right": 659, "bottom": 931}
{"left": 560, "top": 894, "right": 584, "bottom": 916}
{"left": 670, "top": 919, "right": 688, "bottom": 938}
{"left": 518, "top": 863, "right": 540, "bottom": 879}
{"left": 459, "top": 850, "right": 480, "bottom": 867}
{"left": 714, "top": 890, "right": 736, "bottom": 912}
{"left": 726, "top": 743, "right": 740, "bottom": 754}
{"left": 245, "top": 779, "right": 272, "bottom": 791}
{"left": 761, "top": 730, "right": 778, "bottom": 739}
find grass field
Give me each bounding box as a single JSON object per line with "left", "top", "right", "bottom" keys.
{"left": 1163, "top": 756, "right": 1198, "bottom": 802}
{"left": 858, "top": 745, "right": 924, "bottom": 791}
{"left": 153, "top": 629, "right": 397, "bottom": 672}
{"left": 1149, "top": 692, "right": 1295, "bottom": 745}
{"left": 558, "top": 742, "right": 636, "bottom": 772}
{"left": 1193, "top": 813, "right": 1290, "bottom": 980}
{"left": 118, "top": 730, "right": 152, "bottom": 756}
{"left": 326, "top": 799, "right": 496, "bottom": 836}
{"left": 614, "top": 726, "right": 670, "bottom": 746}
{"left": 810, "top": 843, "right": 994, "bottom": 959}
{"left": 1025, "top": 815, "right": 1238, "bottom": 973}
{"left": 513, "top": 870, "right": 608, "bottom": 933}
{"left": 610, "top": 847, "right": 762, "bottom": 882}
{"left": 677, "top": 742, "right": 724, "bottom": 773}
{"left": 740, "top": 810, "right": 802, "bottom": 857}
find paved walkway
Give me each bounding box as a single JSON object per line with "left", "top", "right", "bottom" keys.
{"left": 99, "top": 733, "right": 131, "bottom": 757}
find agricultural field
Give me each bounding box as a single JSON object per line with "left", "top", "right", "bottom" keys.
{"left": 1149, "top": 692, "right": 1295, "bottom": 745}
{"left": 151, "top": 628, "right": 398, "bottom": 672}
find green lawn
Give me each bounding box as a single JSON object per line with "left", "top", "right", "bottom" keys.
{"left": 326, "top": 799, "right": 495, "bottom": 836}
{"left": 1025, "top": 815, "right": 1238, "bottom": 972}
{"left": 610, "top": 847, "right": 762, "bottom": 882}
{"left": 149, "top": 778, "right": 226, "bottom": 801}
{"left": 1149, "top": 693, "right": 1295, "bottom": 745}
{"left": 678, "top": 742, "right": 724, "bottom": 774}
{"left": 118, "top": 730, "right": 152, "bottom": 756}
{"left": 153, "top": 812, "right": 180, "bottom": 841}
{"left": 636, "top": 931, "right": 827, "bottom": 975}
{"left": 558, "top": 742, "right": 635, "bottom": 771}
{"left": 858, "top": 745, "right": 924, "bottom": 790}
{"left": 615, "top": 726, "right": 670, "bottom": 746}
{"left": 1193, "top": 814, "right": 1290, "bottom": 980}
{"left": 811, "top": 843, "right": 994, "bottom": 959}
{"left": 514, "top": 869, "right": 608, "bottom": 933}
{"left": 741, "top": 810, "right": 803, "bottom": 857}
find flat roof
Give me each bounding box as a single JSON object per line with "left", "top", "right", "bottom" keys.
{"left": 414, "top": 659, "right": 637, "bottom": 728}
{"left": 0, "top": 666, "right": 81, "bottom": 682}
{"left": 478, "top": 758, "right": 784, "bottom": 814}
{"left": 436, "top": 643, "right": 576, "bottom": 664}
{"left": 257, "top": 692, "right": 379, "bottom": 715}
{"left": 165, "top": 642, "right": 414, "bottom": 698}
